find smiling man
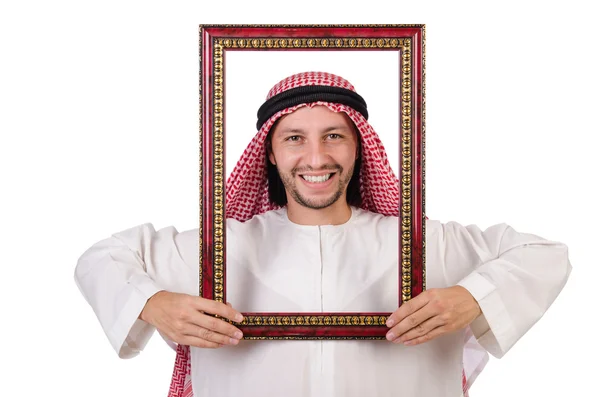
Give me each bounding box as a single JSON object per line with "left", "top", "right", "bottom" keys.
{"left": 266, "top": 105, "right": 359, "bottom": 223}
{"left": 75, "top": 72, "right": 571, "bottom": 397}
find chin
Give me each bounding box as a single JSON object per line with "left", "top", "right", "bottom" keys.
{"left": 293, "top": 191, "right": 345, "bottom": 210}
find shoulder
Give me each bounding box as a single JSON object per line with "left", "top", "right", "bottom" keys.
{"left": 349, "top": 212, "right": 486, "bottom": 241}
{"left": 225, "top": 208, "right": 289, "bottom": 248}
{"left": 425, "top": 219, "right": 512, "bottom": 243}
{"left": 226, "top": 208, "right": 287, "bottom": 234}
{"left": 353, "top": 207, "right": 397, "bottom": 225}
{"left": 351, "top": 208, "right": 398, "bottom": 245}
{"left": 225, "top": 209, "right": 288, "bottom": 258}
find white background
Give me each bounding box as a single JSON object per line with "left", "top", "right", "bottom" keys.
{"left": 225, "top": 51, "right": 399, "bottom": 177}
{"left": 1, "top": 1, "right": 598, "bottom": 396}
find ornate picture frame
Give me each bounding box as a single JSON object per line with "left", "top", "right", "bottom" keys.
{"left": 199, "top": 24, "right": 426, "bottom": 339}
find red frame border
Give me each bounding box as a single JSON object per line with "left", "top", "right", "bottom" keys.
{"left": 200, "top": 25, "right": 425, "bottom": 339}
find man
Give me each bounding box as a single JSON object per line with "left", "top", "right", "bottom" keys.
{"left": 74, "top": 72, "right": 571, "bottom": 397}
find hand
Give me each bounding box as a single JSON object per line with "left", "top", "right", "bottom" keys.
{"left": 140, "top": 291, "right": 244, "bottom": 349}
{"left": 385, "top": 286, "right": 481, "bottom": 346}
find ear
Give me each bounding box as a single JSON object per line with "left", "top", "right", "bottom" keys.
{"left": 267, "top": 142, "right": 276, "bottom": 165}
{"left": 351, "top": 123, "right": 361, "bottom": 161}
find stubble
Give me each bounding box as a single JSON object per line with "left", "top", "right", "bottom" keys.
{"left": 277, "top": 163, "right": 355, "bottom": 210}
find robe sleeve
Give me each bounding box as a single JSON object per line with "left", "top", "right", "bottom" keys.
{"left": 73, "top": 223, "right": 198, "bottom": 359}
{"left": 433, "top": 221, "right": 572, "bottom": 358}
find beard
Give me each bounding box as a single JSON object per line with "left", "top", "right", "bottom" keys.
{"left": 277, "top": 162, "right": 355, "bottom": 210}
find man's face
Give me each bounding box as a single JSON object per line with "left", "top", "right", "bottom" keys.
{"left": 268, "top": 105, "right": 358, "bottom": 210}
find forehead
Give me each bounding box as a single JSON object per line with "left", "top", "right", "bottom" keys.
{"left": 273, "top": 105, "right": 356, "bottom": 133}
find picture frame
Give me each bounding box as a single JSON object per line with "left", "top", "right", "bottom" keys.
{"left": 199, "top": 24, "right": 426, "bottom": 339}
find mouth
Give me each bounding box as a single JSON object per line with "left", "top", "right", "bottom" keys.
{"left": 300, "top": 173, "right": 335, "bottom": 184}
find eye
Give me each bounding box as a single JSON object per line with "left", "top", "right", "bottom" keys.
{"left": 327, "top": 133, "right": 341, "bottom": 140}
{"left": 285, "top": 135, "right": 301, "bottom": 142}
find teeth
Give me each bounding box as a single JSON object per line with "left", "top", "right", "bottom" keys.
{"left": 302, "top": 174, "right": 332, "bottom": 183}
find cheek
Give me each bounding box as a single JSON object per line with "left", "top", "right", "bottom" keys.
{"left": 340, "top": 145, "right": 358, "bottom": 168}
{"left": 270, "top": 146, "right": 301, "bottom": 169}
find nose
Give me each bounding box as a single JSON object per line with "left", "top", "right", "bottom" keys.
{"left": 305, "top": 140, "right": 331, "bottom": 168}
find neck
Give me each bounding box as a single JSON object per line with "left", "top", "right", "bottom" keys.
{"left": 285, "top": 197, "right": 352, "bottom": 226}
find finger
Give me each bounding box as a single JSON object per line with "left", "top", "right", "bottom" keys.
{"left": 197, "top": 299, "right": 244, "bottom": 323}
{"left": 179, "top": 335, "right": 226, "bottom": 349}
{"left": 184, "top": 325, "right": 242, "bottom": 346}
{"left": 386, "top": 293, "right": 429, "bottom": 328}
{"left": 392, "top": 317, "right": 442, "bottom": 344}
{"left": 402, "top": 325, "right": 448, "bottom": 346}
{"left": 192, "top": 313, "right": 244, "bottom": 340}
{"left": 386, "top": 304, "right": 438, "bottom": 341}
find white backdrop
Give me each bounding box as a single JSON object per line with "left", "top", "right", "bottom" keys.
{"left": 1, "top": 1, "right": 598, "bottom": 396}
{"left": 225, "top": 51, "right": 399, "bottom": 177}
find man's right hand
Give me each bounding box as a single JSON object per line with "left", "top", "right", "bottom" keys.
{"left": 140, "top": 291, "right": 244, "bottom": 348}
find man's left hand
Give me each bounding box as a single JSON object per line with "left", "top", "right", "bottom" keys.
{"left": 385, "top": 286, "right": 482, "bottom": 346}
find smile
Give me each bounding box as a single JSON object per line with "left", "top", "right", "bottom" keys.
{"left": 301, "top": 173, "right": 334, "bottom": 183}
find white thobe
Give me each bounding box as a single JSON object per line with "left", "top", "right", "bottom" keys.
{"left": 74, "top": 207, "right": 571, "bottom": 397}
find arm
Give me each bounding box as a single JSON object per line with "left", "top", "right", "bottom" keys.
{"left": 73, "top": 223, "right": 199, "bottom": 358}
{"left": 385, "top": 220, "right": 571, "bottom": 359}
{"left": 440, "top": 221, "right": 572, "bottom": 357}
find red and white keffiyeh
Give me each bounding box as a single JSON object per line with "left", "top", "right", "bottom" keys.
{"left": 167, "top": 71, "right": 481, "bottom": 397}
{"left": 225, "top": 72, "right": 399, "bottom": 222}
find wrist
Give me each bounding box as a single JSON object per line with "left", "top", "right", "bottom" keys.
{"left": 455, "top": 285, "right": 482, "bottom": 318}
{"left": 139, "top": 290, "right": 165, "bottom": 322}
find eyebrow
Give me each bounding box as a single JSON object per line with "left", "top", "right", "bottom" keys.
{"left": 276, "top": 125, "right": 351, "bottom": 135}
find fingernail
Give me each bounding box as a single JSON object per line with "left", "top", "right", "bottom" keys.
{"left": 230, "top": 338, "right": 240, "bottom": 345}
{"left": 235, "top": 314, "right": 243, "bottom": 322}
{"left": 234, "top": 331, "right": 243, "bottom": 339}
{"left": 386, "top": 332, "right": 396, "bottom": 341}
{"left": 386, "top": 319, "right": 394, "bottom": 327}
{"left": 404, "top": 340, "right": 414, "bottom": 346}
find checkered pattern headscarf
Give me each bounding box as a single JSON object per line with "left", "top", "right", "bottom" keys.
{"left": 167, "top": 71, "right": 478, "bottom": 397}
{"left": 225, "top": 71, "right": 399, "bottom": 221}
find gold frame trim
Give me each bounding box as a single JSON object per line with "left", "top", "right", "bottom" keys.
{"left": 212, "top": 42, "right": 225, "bottom": 303}
{"left": 241, "top": 314, "right": 389, "bottom": 326}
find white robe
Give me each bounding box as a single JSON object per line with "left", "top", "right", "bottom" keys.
{"left": 74, "top": 207, "right": 571, "bottom": 397}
